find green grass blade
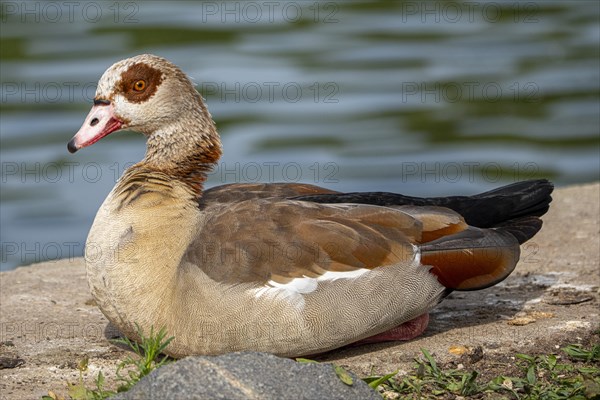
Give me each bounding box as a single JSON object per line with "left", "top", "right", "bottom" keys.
{"left": 333, "top": 364, "right": 354, "bottom": 386}
{"left": 365, "top": 370, "right": 399, "bottom": 389}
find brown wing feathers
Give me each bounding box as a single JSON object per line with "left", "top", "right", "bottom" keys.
{"left": 193, "top": 180, "right": 551, "bottom": 292}
{"left": 191, "top": 200, "right": 421, "bottom": 285}
{"left": 420, "top": 228, "right": 520, "bottom": 291}
{"left": 394, "top": 206, "right": 468, "bottom": 243}
{"left": 286, "top": 179, "right": 553, "bottom": 291}
{"left": 390, "top": 206, "right": 520, "bottom": 291}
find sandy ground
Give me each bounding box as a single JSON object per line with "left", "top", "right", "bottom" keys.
{"left": 1, "top": 182, "right": 598, "bottom": 399}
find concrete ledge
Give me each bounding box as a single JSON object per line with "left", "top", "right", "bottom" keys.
{"left": 1, "top": 182, "right": 598, "bottom": 399}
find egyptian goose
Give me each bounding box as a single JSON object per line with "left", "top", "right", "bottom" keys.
{"left": 68, "top": 54, "right": 553, "bottom": 358}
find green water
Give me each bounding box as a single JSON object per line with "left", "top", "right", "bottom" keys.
{"left": 1, "top": 1, "right": 599, "bottom": 270}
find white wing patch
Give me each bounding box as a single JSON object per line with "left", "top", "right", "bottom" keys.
{"left": 252, "top": 268, "right": 371, "bottom": 311}
{"left": 411, "top": 244, "right": 421, "bottom": 267}
{"left": 319, "top": 268, "right": 371, "bottom": 281}
{"left": 268, "top": 277, "right": 318, "bottom": 294}
{"left": 265, "top": 268, "right": 371, "bottom": 295}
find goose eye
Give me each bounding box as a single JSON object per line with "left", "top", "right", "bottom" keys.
{"left": 133, "top": 80, "right": 146, "bottom": 91}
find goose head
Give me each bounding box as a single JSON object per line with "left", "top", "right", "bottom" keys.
{"left": 68, "top": 54, "right": 216, "bottom": 155}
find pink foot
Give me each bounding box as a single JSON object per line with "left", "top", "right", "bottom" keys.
{"left": 353, "top": 313, "right": 430, "bottom": 345}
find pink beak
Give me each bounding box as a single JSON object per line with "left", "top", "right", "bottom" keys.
{"left": 68, "top": 100, "right": 123, "bottom": 153}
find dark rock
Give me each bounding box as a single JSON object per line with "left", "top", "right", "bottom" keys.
{"left": 112, "top": 352, "right": 380, "bottom": 400}
{"left": 0, "top": 356, "right": 25, "bottom": 369}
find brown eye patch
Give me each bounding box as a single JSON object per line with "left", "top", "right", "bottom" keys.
{"left": 118, "top": 62, "right": 164, "bottom": 104}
